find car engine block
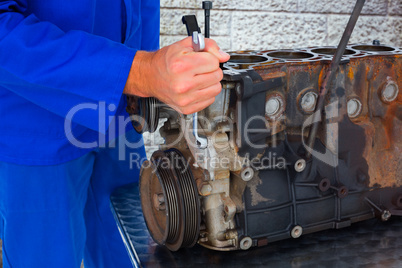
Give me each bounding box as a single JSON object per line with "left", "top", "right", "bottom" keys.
{"left": 127, "top": 43, "right": 402, "bottom": 251}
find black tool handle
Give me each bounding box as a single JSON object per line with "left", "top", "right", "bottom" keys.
{"left": 306, "top": 0, "right": 366, "bottom": 157}
{"left": 182, "top": 15, "right": 201, "bottom": 36}
{"left": 202, "top": 1, "right": 212, "bottom": 38}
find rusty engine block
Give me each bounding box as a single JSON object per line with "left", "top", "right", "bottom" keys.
{"left": 128, "top": 43, "right": 402, "bottom": 251}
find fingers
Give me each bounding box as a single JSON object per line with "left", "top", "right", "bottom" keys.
{"left": 134, "top": 37, "right": 229, "bottom": 115}
{"left": 194, "top": 82, "right": 222, "bottom": 101}
{"left": 179, "top": 36, "right": 230, "bottom": 66}
{"left": 173, "top": 37, "right": 230, "bottom": 75}
{"left": 169, "top": 69, "right": 222, "bottom": 102}
{"left": 176, "top": 96, "right": 217, "bottom": 115}
{"left": 183, "top": 48, "right": 229, "bottom": 75}
{"left": 192, "top": 69, "right": 223, "bottom": 91}
{"left": 185, "top": 52, "right": 220, "bottom": 74}
{"left": 167, "top": 38, "right": 227, "bottom": 113}
{"left": 172, "top": 83, "right": 222, "bottom": 114}
{"left": 204, "top": 38, "right": 230, "bottom": 63}
{"left": 171, "top": 52, "right": 219, "bottom": 76}
{"left": 176, "top": 36, "right": 195, "bottom": 49}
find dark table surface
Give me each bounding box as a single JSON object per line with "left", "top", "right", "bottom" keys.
{"left": 111, "top": 183, "right": 402, "bottom": 268}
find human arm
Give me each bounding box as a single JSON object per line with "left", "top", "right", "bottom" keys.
{"left": 124, "top": 37, "right": 230, "bottom": 114}
{"left": 0, "top": 0, "right": 138, "bottom": 132}
{"left": 0, "top": 0, "right": 229, "bottom": 132}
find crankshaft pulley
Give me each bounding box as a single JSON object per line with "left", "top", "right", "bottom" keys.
{"left": 140, "top": 149, "right": 200, "bottom": 251}
{"left": 127, "top": 96, "right": 159, "bottom": 133}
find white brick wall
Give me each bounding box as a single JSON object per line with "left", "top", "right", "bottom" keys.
{"left": 160, "top": 0, "right": 402, "bottom": 51}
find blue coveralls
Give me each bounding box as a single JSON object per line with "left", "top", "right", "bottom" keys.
{"left": 0, "top": 0, "right": 160, "bottom": 267}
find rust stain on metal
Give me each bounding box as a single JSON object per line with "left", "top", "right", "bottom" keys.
{"left": 260, "top": 71, "right": 286, "bottom": 80}
{"left": 347, "top": 66, "right": 355, "bottom": 80}
{"left": 248, "top": 175, "right": 274, "bottom": 206}
{"left": 360, "top": 101, "right": 402, "bottom": 188}
{"left": 262, "top": 49, "right": 402, "bottom": 189}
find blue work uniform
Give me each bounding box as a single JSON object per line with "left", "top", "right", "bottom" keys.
{"left": 0, "top": 0, "right": 160, "bottom": 267}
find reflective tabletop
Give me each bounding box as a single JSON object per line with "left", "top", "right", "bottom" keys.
{"left": 111, "top": 183, "right": 402, "bottom": 268}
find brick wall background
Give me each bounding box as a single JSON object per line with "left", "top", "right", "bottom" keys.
{"left": 160, "top": 0, "right": 402, "bottom": 51}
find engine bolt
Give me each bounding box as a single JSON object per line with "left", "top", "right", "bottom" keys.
{"left": 241, "top": 167, "right": 254, "bottom": 182}
{"left": 301, "top": 91, "right": 318, "bottom": 113}
{"left": 337, "top": 186, "right": 349, "bottom": 198}
{"left": 291, "top": 226, "right": 303, "bottom": 238}
{"left": 240, "top": 237, "right": 253, "bottom": 250}
{"left": 294, "top": 159, "right": 306, "bottom": 172}
{"left": 318, "top": 178, "right": 331, "bottom": 192}
{"left": 200, "top": 184, "right": 212, "bottom": 196}
{"left": 347, "top": 98, "right": 362, "bottom": 118}
{"left": 381, "top": 81, "right": 399, "bottom": 103}
{"left": 265, "top": 97, "right": 281, "bottom": 116}
{"left": 153, "top": 193, "right": 166, "bottom": 211}
{"left": 381, "top": 210, "right": 391, "bottom": 221}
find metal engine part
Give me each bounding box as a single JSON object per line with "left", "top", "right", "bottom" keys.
{"left": 130, "top": 43, "right": 402, "bottom": 251}
{"left": 126, "top": 96, "right": 160, "bottom": 133}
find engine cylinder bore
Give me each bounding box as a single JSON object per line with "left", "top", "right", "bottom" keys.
{"left": 139, "top": 150, "right": 200, "bottom": 251}
{"left": 351, "top": 45, "right": 395, "bottom": 52}
{"left": 228, "top": 55, "right": 269, "bottom": 64}
{"left": 228, "top": 55, "right": 271, "bottom": 69}
{"left": 311, "top": 48, "right": 356, "bottom": 56}
{"left": 267, "top": 51, "right": 314, "bottom": 59}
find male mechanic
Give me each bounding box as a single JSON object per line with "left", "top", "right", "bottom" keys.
{"left": 0, "top": 0, "right": 229, "bottom": 267}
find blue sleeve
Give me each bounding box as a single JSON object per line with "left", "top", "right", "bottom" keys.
{"left": 0, "top": 0, "right": 137, "bottom": 133}
{"left": 141, "top": 0, "right": 160, "bottom": 51}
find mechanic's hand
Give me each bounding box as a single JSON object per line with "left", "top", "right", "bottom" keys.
{"left": 123, "top": 37, "right": 230, "bottom": 114}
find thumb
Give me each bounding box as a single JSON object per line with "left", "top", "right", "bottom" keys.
{"left": 204, "top": 38, "right": 230, "bottom": 63}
